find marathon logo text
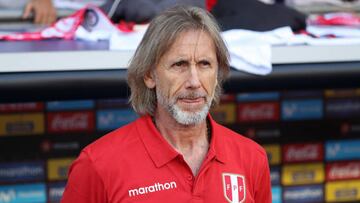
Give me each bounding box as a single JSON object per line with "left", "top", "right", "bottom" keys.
{"left": 284, "top": 185, "right": 323, "bottom": 203}
{"left": 0, "top": 162, "right": 44, "bottom": 183}
{"left": 128, "top": 181, "right": 177, "bottom": 197}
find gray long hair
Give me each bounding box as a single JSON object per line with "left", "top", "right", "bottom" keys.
{"left": 127, "top": 6, "right": 230, "bottom": 116}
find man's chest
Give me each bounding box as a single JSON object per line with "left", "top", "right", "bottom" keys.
{"left": 106, "top": 161, "right": 255, "bottom": 203}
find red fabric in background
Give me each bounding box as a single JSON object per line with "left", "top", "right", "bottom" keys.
{"left": 206, "top": 0, "right": 217, "bottom": 11}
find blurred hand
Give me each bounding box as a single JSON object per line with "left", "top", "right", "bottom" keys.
{"left": 22, "top": 0, "right": 57, "bottom": 25}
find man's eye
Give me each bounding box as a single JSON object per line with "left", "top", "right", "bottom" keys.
{"left": 173, "top": 61, "right": 187, "bottom": 67}
{"left": 199, "top": 60, "right": 211, "bottom": 67}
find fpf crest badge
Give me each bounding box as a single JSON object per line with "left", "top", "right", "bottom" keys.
{"left": 222, "top": 173, "right": 246, "bottom": 203}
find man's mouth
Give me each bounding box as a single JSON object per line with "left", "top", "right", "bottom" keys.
{"left": 179, "top": 97, "right": 205, "bottom": 103}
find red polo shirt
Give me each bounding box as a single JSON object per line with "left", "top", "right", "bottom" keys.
{"left": 61, "top": 115, "right": 271, "bottom": 203}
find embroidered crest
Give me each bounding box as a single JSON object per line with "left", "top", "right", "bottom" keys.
{"left": 222, "top": 173, "right": 246, "bottom": 203}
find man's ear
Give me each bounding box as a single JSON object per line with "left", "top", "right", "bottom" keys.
{"left": 144, "top": 71, "right": 156, "bottom": 89}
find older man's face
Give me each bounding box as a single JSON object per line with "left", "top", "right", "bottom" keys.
{"left": 145, "top": 30, "right": 218, "bottom": 125}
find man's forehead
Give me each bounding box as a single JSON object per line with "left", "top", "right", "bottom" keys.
{"left": 165, "top": 30, "right": 216, "bottom": 55}
{"left": 172, "top": 29, "right": 210, "bottom": 45}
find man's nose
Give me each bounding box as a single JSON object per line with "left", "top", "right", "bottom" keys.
{"left": 185, "top": 65, "right": 201, "bottom": 89}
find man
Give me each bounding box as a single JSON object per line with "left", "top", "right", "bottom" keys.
{"left": 61, "top": 6, "right": 271, "bottom": 203}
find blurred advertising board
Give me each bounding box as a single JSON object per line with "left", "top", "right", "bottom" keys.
{"left": 270, "top": 167, "right": 281, "bottom": 186}
{"left": 281, "top": 99, "right": 323, "bottom": 121}
{"left": 326, "top": 161, "right": 360, "bottom": 181}
{"left": 0, "top": 183, "right": 46, "bottom": 203}
{"left": 238, "top": 102, "right": 280, "bottom": 123}
{"left": 0, "top": 113, "right": 44, "bottom": 136}
{"left": 282, "top": 163, "right": 324, "bottom": 186}
{"left": 326, "top": 180, "right": 360, "bottom": 202}
{"left": 283, "top": 185, "right": 323, "bottom": 203}
{"left": 326, "top": 99, "right": 360, "bottom": 119}
{"left": 47, "top": 111, "right": 95, "bottom": 133}
{"left": 272, "top": 186, "right": 282, "bottom": 203}
{"left": 263, "top": 144, "right": 281, "bottom": 165}
{"left": 0, "top": 162, "right": 44, "bottom": 183}
{"left": 282, "top": 90, "right": 323, "bottom": 99}
{"left": 48, "top": 182, "right": 66, "bottom": 203}
{"left": 325, "top": 89, "right": 360, "bottom": 98}
{"left": 237, "top": 92, "right": 280, "bottom": 102}
{"left": 46, "top": 100, "right": 94, "bottom": 111}
{"left": 47, "top": 158, "right": 74, "bottom": 181}
{"left": 236, "top": 90, "right": 280, "bottom": 124}
{"left": 282, "top": 142, "right": 323, "bottom": 163}
{"left": 0, "top": 102, "right": 43, "bottom": 113}
{"left": 211, "top": 103, "right": 236, "bottom": 124}
{"left": 40, "top": 140, "right": 81, "bottom": 156}
{"left": 219, "top": 94, "right": 236, "bottom": 102}
{"left": 96, "top": 109, "right": 138, "bottom": 131}
{"left": 96, "top": 98, "right": 128, "bottom": 109}
{"left": 326, "top": 139, "right": 360, "bottom": 161}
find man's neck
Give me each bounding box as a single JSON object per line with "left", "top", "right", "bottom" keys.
{"left": 153, "top": 108, "right": 210, "bottom": 176}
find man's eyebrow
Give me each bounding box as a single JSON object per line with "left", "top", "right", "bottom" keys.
{"left": 172, "top": 59, "right": 189, "bottom": 64}
{"left": 196, "top": 57, "right": 215, "bottom": 62}
{"left": 196, "top": 59, "right": 212, "bottom": 63}
{"left": 170, "top": 57, "right": 189, "bottom": 62}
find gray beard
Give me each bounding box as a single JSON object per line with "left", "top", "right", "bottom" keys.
{"left": 156, "top": 88, "right": 211, "bottom": 125}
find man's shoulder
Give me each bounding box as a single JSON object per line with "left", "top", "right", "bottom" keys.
{"left": 215, "top": 123, "right": 267, "bottom": 157}
{"left": 83, "top": 118, "right": 140, "bottom": 162}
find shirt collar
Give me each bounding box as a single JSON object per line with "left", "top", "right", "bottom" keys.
{"left": 208, "top": 114, "right": 227, "bottom": 164}
{"left": 136, "top": 114, "right": 227, "bottom": 168}
{"left": 136, "top": 115, "right": 179, "bottom": 168}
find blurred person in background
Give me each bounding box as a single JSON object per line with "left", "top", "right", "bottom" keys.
{"left": 61, "top": 6, "right": 271, "bottom": 203}
{"left": 0, "top": 0, "right": 56, "bottom": 24}
{"left": 101, "top": 0, "right": 205, "bottom": 23}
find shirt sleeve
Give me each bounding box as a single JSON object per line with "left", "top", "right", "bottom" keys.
{"left": 254, "top": 152, "right": 272, "bottom": 203}
{"left": 61, "top": 151, "right": 107, "bottom": 203}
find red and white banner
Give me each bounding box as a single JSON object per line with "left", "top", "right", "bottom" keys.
{"left": 326, "top": 161, "right": 360, "bottom": 181}
{"left": 308, "top": 12, "right": 360, "bottom": 26}
{"left": 238, "top": 102, "right": 279, "bottom": 122}
{"left": 0, "top": 5, "right": 120, "bottom": 41}
{"left": 283, "top": 143, "right": 323, "bottom": 163}
{"left": 223, "top": 173, "right": 246, "bottom": 203}
{"left": 47, "top": 111, "right": 94, "bottom": 133}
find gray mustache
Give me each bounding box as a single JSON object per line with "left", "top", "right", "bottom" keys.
{"left": 176, "top": 92, "right": 207, "bottom": 99}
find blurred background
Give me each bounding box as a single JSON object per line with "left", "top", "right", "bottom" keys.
{"left": 1, "top": 0, "right": 360, "bottom": 202}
